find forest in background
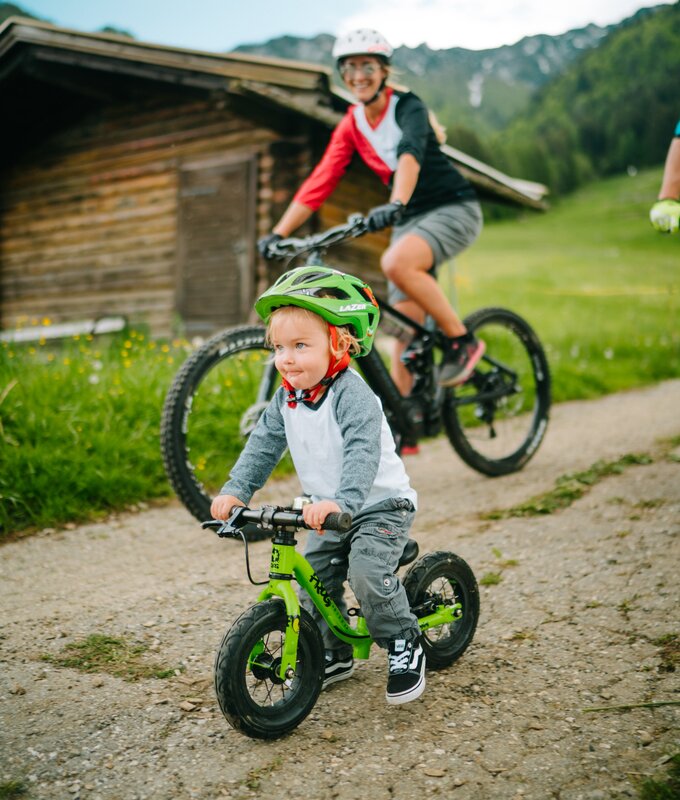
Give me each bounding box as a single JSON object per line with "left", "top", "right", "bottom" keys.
{"left": 487, "top": 2, "right": 679, "bottom": 195}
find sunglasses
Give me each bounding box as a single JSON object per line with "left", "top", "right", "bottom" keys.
{"left": 339, "top": 62, "right": 381, "bottom": 78}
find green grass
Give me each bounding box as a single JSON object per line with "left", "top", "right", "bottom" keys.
{"left": 0, "top": 328, "right": 183, "bottom": 534}
{"left": 0, "top": 782, "right": 28, "bottom": 800}
{"left": 41, "top": 633, "right": 180, "bottom": 681}
{"left": 1, "top": 167, "right": 678, "bottom": 536}
{"left": 653, "top": 633, "right": 680, "bottom": 672}
{"left": 481, "top": 453, "right": 653, "bottom": 519}
{"left": 479, "top": 572, "right": 502, "bottom": 586}
{"left": 637, "top": 753, "right": 680, "bottom": 800}
{"left": 444, "top": 166, "right": 680, "bottom": 402}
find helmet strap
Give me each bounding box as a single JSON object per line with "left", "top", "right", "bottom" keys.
{"left": 363, "top": 77, "right": 387, "bottom": 106}
{"left": 282, "top": 325, "right": 351, "bottom": 408}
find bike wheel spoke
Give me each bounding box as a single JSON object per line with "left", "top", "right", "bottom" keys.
{"left": 404, "top": 552, "right": 479, "bottom": 670}
{"left": 214, "top": 601, "right": 324, "bottom": 738}
{"left": 443, "top": 308, "right": 550, "bottom": 475}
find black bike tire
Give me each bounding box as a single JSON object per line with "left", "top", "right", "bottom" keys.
{"left": 214, "top": 600, "right": 324, "bottom": 739}
{"left": 443, "top": 307, "right": 551, "bottom": 476}
{"left": 160, "top": 325, "right": 271, "bottom": 534}
{"left": 403, "top": 551, "right": 479, "bottom": 669}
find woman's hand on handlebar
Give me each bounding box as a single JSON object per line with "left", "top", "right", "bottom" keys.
{"left": 366, "top": 200, "right": 404, "bottom": 232}
{"left": 302, "top": 499, "right": 342, "bottom": 534}
{"left": 257, "top": 232, "right": 283, "bottom": 259}
{"left": 210, "top": 494, "right": 245, "bottom": 520}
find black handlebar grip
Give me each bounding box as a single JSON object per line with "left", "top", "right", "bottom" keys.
{"left": 323, "top": 512, "right": 352, "bottom": 532}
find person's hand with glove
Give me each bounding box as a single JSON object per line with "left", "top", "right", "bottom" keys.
{"left": 257, "top": 232, "right": 283, "bottom": 258}
{"left": 366, "top": 200, "right": 405, "bottom": 232}
{"left": 649, "top": 199, "right": 680, "bottom": 233}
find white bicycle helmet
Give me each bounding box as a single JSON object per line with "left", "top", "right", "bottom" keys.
{"left": 332, "top": 28, "right": 394, "bottom": 65}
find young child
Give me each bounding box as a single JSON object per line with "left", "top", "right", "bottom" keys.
{"left": 210, "top": 266, "right": 425, "bottom": 704}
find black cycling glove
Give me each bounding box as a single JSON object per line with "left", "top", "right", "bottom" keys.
{"left": 257, "top": 232, "right": 283, "bottom": 259}
{"left": 366, "top": 200, "right": 404, "bottom": 232}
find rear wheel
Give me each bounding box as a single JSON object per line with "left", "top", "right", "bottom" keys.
{"left": 214, "top": 600, "right": 324, "bottom": 739}
{"left": 443, "top": 307, "right": 550, "bottom": 476}
{"left": 404, "top": 552, "right": 479, "bottom": 669}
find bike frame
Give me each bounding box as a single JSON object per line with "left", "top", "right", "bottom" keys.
{"left": 256, "top": 529, "right": 461, "bottom": 681}
{"left": 358, "top": 299, "right": 439, "bottom": 434}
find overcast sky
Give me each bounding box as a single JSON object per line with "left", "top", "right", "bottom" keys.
{"left": 15, "top": 0, "right": 674, "bottom": 52}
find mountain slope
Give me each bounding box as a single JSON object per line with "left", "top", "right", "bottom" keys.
{"left": 234, "top": 24, "right": 614, "bottom": 136}
{"left": 493, "top": 2, "right": 680, "bottom": 193}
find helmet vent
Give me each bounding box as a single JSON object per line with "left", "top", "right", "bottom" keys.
{"left": 292, "top": 271, "right": 328, "bottom": 285}
{"left": 310, "top": 287, "right": 350, "bottom": 300}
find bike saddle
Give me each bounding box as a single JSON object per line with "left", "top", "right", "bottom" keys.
{"left": 330, "top": 538, "right": 419, "bottom": 568}
{"left": 399, "top": 539, "right": 419, "bottom": 567}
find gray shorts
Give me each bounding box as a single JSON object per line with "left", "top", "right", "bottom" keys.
{"left": 387, "top": 199, "right": 483, "bottom": 305}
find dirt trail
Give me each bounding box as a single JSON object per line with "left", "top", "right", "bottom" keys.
{"left": 1, "top": 380, "right": 679, "bottom": 800}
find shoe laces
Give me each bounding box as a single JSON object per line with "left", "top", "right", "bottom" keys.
{"left": 388, "top": 642, "right": 412, "bottom": 673}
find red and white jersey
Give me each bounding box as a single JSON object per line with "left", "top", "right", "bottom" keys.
{"left": 294, "top": 88, "right": 474, "bottom": 218}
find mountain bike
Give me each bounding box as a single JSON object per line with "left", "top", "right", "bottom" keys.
{"left": 203, "top": 501, "right": 479, "bottom": 739}
{"left": 161, "top": 213, "right": 551, "bottom": 537}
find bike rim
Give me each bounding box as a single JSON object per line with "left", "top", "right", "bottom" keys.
{"left": 448, "top": 315, "right": 548, "bottom": 465}
{"left": 183, "top": 344, "right": 276, "bottom": 500}
{"left": 242, "top": 628, "right": 309, "bottom": 712}
{"left": 421, "top": 575, "right": 469, "bottom": 648}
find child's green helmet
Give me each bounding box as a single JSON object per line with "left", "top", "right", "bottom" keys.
{"left": 255, "top": 266, "right": 380, "bottom": 356}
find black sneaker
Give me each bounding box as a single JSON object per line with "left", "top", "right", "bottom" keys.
{"left": 386, "top": 638, "right": 426, "bottom": 705}
{"left": 438, "top": 333, "right": 486, "bottom": 387}
{"left": 322, "top": 650, "right": 354, "bottom": 689}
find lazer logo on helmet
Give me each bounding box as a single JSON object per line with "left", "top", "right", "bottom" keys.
{"left": 339, "top": 303, "right": 367, "bottom": 311}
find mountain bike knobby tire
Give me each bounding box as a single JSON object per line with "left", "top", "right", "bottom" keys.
{"left": 214, "top": 600, "right": 324, "bottom": 739}
{"left": 403, "top": 552, "right": 479, "bottom": 669}
{"left": 442, "top": 307, "right": 551, "bottom": 476}
{"left": 160, "top": 325, "right": 275, "bottom": 538}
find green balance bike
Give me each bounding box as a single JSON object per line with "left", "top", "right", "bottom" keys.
{"left": 203, "top": 502, "right": 479, "bottom": 739}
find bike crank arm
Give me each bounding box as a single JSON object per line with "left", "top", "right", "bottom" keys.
{"left": 452, "top": 384, "right": 520, "bottom": 406}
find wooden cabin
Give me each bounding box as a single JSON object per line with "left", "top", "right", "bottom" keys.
{"left": 0, "top": 18, "right": 547, "bottom": 338}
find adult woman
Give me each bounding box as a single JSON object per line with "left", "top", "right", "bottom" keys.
{"left": 259, "top": 28, "right": 485, "bottom": 393}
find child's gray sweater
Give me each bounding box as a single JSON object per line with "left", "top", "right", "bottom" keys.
{"left": 220, "top": 368, "right": 417, "bottom": 515}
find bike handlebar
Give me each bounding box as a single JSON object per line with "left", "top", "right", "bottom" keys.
{"left": 202, "top": 505, "right": 353, "bottom": 537}
{"left": 266, "top": 213, "right": 369, "bottom": 261}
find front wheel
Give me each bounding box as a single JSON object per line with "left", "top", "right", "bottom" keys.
{"left": 160, "top": 325, "right": 277, "bottom": 531}
{"left": 404, "top": 552, "right": 479, "bottom": 669}
{"left": 443, "top": 307, "right": 551, "bottom": 476}
{"left": 214, "top": 600, "right": 324, "bottom": 739}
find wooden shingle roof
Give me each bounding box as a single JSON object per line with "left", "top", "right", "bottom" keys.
{"left": 0, "top": 16, "right": 547, "bottom": 208}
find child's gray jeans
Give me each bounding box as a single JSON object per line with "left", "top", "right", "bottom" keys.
{"left": 300, "top": 496, "right": 420, "bottom": 655}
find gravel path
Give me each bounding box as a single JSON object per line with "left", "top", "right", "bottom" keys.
{"left": 1, "top": 380, "right": 679, "bottom": 800}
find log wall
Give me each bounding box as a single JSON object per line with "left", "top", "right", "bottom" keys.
{"left": 0, "top": 92, "right": 389, "bottom": 337}
{"left": 0, "top": 93, "right": 277, "bottom": 335}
